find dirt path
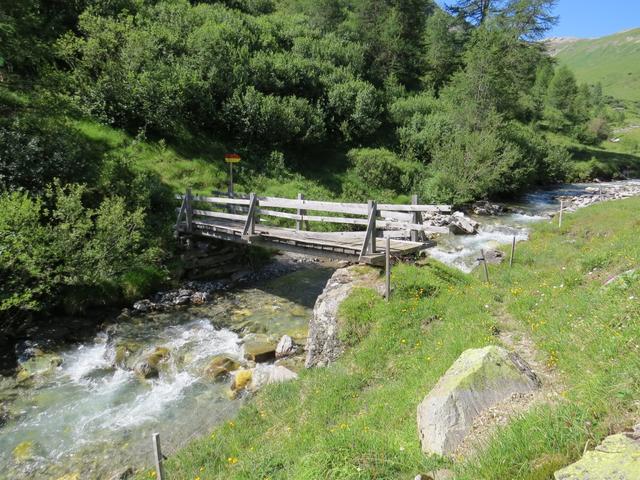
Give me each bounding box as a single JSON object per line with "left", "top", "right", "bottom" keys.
{"left": 453, "top": 307, "right": 566, "bottom": 458}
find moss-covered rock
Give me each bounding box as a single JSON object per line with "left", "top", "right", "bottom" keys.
{"left": 16, "top": 353, "right": 63, "bottom": 383}
{"left": 134, "top": 347, "right": 170, "bottom": 379}
{"left": 554, "top": 433, "right": 640, "bottom": 479}
{"left": 204, "top": 356, "right": 241, "bottom": 380}
{"left": 242, "top": 334, "right": 277, "bottom": 363}
{"left": 12, "top": 440, "right": 37, "bottom": 463}
{"left": 417, "top": 345, "right": 540, "bottom": 456}
{"left": 232, "top": 369, "right": 253, "bottom": 391}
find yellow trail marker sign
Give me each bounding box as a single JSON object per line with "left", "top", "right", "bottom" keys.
{"left": 224, "top": 153, "right": 241, "bottom": 163}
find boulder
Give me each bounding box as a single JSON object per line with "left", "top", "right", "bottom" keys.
{"left": 417, "top": 346, "right": 540, "bottom": 456}
{"left": 306, "top": 265, "right": 380, "bottom": 368}
{"left": 275, "top": 335, "right": 296, "bottom": 359}
{"left": 16, "top": 353, "right": 63, "bottom": 383}
{"left": 134, "top": 347, "right": 170, "bottom": 379}
{"left": 471, "top": 201, "right": 504, "bottom": 216}
{"left": 231, "top": 369, "right": 253, "bottom": 391}
{"left": 190, "top": 291, "right": 210, "bottom": 305}
{"left": 242, "top": 334, "right": 277, "bottom": 363}
{"left": 204, "top": 355, "right": 241, "bottom": 380}
{"left": 250, "top": 365, "right": 298, "bottom": 392}
{"left": 484, "top": 248, "right": 504, "bottom": 265}
{"left": 449, "top": 212, "right": 479, "bottom": 235}
{"left": 554, "top": 432, "right": 640, "bottom": 479}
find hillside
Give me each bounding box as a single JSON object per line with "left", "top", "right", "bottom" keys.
{"left": 550, "top": 28, "right": 640, "bottom": 101}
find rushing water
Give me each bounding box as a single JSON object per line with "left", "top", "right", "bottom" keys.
{"left": 430, "top": 180, "right": 640, "bottom": 271}
{"left": 1, "top": 181, "right": 636, "bottom": 479}
{"left": 0, "top": 267, "right": 334, "bottom": 479}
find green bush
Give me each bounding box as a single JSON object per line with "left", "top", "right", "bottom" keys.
{"left": 0, "top": 183, "right": 163, "bottom": 319}
{"left": 346, "top": 148, "right": 423, "bottom": 194}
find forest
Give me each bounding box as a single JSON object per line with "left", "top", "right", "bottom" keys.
{"left": 0, "top": 0, "right": 623, "bottom": 320}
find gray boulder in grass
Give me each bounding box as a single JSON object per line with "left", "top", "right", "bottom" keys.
{"left": 554, "top": 431, "right": 640, "bottom": 480}
{"left": 417, "top": 345, "right": 540, "bottom": 456}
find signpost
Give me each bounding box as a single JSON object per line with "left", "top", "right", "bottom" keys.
{"left": 225, "top": 153, "right": 241, "bottom": 197}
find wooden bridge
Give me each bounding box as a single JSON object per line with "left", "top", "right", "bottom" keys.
{"left": 175, "top": 190, "right": 451, "bottom": 265}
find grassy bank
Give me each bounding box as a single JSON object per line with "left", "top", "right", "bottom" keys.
{"left": 143, "top": 197, "right": 640, "bottom": 479}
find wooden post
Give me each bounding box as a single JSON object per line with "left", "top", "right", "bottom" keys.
{"left": 509, "top": 235, "right": 516, "bottom": 268}
{"left": 368, "top": 200, "right": 377, "bottom": 254}
{"left": 296, "top": 193, "right": 306, "bottom": 231}
{"left": 185, "top": 187, "right": 193, "bottom": 234}
{"left": 558, "top": 199, "right": 563, "bottom": 228}
{"left": 410, "top": 194, "right": 420, "bottom": 242}
{"left": 243, "top": 192, "right": 258, "bottom": 236}
{"left": 152, "top": 433, "right": 165, "bottom": 480}
{"left": 385, "top": 237, "right": 391, "bottom": 301}
{"left": 480, "top": 249, "right": 490, "bottom": 284}
{"left": 228, "top": 161, "right": 234, "bottom": 198}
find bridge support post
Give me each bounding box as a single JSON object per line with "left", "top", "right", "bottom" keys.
{"left": 185, "top": 187, "right": 193, "bottom": 234}
{"left": 243, "top": 192, "right": 258, "bottom": 236}
{"left": 410, "top": 194, "right": 421, "bottom": 242}
{"left": 296, "top": 193, "right": 306, "bottom": 231}
{"left": 368, "top": 200, "right": 377, "bottom": 254}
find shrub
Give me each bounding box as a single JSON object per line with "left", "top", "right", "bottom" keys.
{"left": 346, "top": 148, "right": 423, "bottom": 193}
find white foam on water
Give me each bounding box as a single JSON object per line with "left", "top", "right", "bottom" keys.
{"left": 163, "top": 320, "right": 242, "bottom": 364}
{"left": 63, "top": 338, "right": 111, "bottom": 384}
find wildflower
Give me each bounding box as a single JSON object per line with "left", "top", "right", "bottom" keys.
{"left": 227, "top": 456, "right": 239, "bottom": 465}
{"left": 228, "top": 421, "right": 235, "bottom": 428}
{"left": 200, "top": 467, "right": 205, "bottom": 472}
{"left": 149, "top": 471, "right": 157, "bottom": 478}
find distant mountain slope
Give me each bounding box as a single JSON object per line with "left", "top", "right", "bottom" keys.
{"left": 548, "top": 28, "right": 640, "bottom": 102}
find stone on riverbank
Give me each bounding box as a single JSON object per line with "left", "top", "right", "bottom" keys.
{"left": 417, "top": 346, "right": 540, "bottom": 456}
{"left": 242, "top": 334, "right": 277, "bottom": 363}
{"left": 305, "top": 265, "right": 381, "bottom": 368}
{"left": 275, "top": 335, "right": 297, "bottom": 358}
{"left": 250, "top": 365, "right": 298, "bottom": 392}
{"left": 554, "top": 432, "right": 640, "bottom": 479}
{"left": 449, "top": 212, "right": 479, "bottom": 235}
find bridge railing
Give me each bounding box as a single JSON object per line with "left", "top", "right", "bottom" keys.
{"left": 175, "top": 189, "right": 451, "bottom": 257}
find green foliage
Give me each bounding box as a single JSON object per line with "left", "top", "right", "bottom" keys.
{"left": 0, "top": 117, "right": 95, "bottom": 192}
{"left": 0, "top": 183, "right": 163, "bottom": 317}
{"left": 344, "top": 148, "right": 423, "bottom": 199}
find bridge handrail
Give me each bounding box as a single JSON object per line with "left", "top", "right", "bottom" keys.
{"left": 175, "top": 190, "right": 451, "bottom": 258}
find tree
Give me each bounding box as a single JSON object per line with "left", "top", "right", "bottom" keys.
{"left": 447, "top": 0, "right": 557, "bottom": 40}
{"left": 547, "top": 66, "right": 578, "bottom": 116}
{"left": 499, "top": 0, "right": 558, "bottom": 40}
{"left": 422, "top": 10, "right": 465, "bottom": 91}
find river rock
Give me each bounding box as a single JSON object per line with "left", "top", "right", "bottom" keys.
{"left": 242, "top": 334, "right": 277, "bottom": 363}
{"left": 250, "top": 365, "right": 298, "bottom": 392}
{"left": 204, "top": 355, "right": 241, "bottom": 379}
{"left": 484, "top": 248, "right": 504, "bottom": 265}
{"left": 275, "top": 335, "right": 296, "bottom": 358}
{"left": 449, "top": 212, "right": 479, "bottom": 235}
{"left": 231, "top": 369, "right": 253, "bottom": 391}
{"left": 134, "top": 347, "right": 170, "bottom": 379}
{"left": 305, "top": 265, "right": 380, "bottom": 368}
{"left": 470, "top": 201, "right": 504, "bottom": 216}
{"left": 417, "top": 345, "right": 540, "bottom": 456}
{"left": 554, "top": 431, "right": 640, "bottom": 479}
{"left": 16, "top": 353, "right": 63, "bottom": 383}
{"left": 13, "top": 440, "right": 37, "bottom": 463}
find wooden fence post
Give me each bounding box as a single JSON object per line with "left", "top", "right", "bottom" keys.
{"left": 558, "top": 199, "right": 563, "bottom": 228}
{"left": 152, "top": 433, "right": 165, "bottom": 480}
{"left": 296, "top": 193, "right": 306, "bottom": 231}
{"left": 510, "top": 235, "right": 516, "bottom": 268}
{"left": 480, "top": 249, "right": 490, "bottom": 284}
{"left": 385, "top": 237, "right": 391, "bottom": 301}
{"left": 368, "top": 200, "right": 377, "bottom": 254}
{"left": 185, "top": 187, "right": 193, "bottom": 234}
{"left": 410, "top": 194, "right": 420, "bottom": 242}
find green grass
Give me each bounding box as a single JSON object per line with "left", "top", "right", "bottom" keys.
{"left": 553, "top": 28, "right": 640, "bottom": 101}
{"left": 140, "top": 198, "right": 640, "bottom": 479}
